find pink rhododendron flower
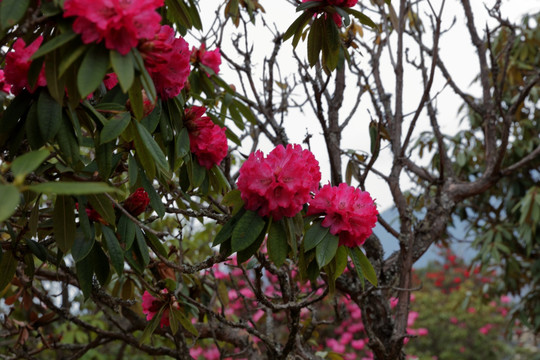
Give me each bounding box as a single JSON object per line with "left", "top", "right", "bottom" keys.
{"left": 192, "top": 43, "right": 221, "bottom": 76}
{"left": 141, "top": 290, "right": 170, "bottom": 328}
{"left": 63, "top": 0, "right": 163, "bottom": 55}
{"left": 139, "top": 25, "right": 191, "bottom": 99}
{"left": 237, "top": 144, "right": 321, "bottom": 220}
{"left": 301, "top": 0, "right": 358, "bottom": 26}
{"left": 184, "top": 106, "right": 228, "bottom": 169}
{"left": 4, "top": 37, "right": 47, "bottom": 95}
{"left": 123, "top": 188, "right": 150, "bottom": 216}
{"left": 307, "top": 183, "right": 378, "bottom": 247}
{"left": 103, "top": 73, "right": 118, "bottom": 90}
{"left": 0, "top": 70, "right": 11, "bottom": 93}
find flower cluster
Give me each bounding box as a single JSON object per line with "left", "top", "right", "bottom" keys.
{"left": 184, "top": 106, "right": 228, "bottom": 169}
{"left": 237, "top": 144, "right": 321, "bottom": 220}
{"left": 191, "top": 43, "right": 222, "bottom": 76}
{"left": 139, "top": 25, "right": 191, "bottom": 99}
{"left": 123, "top": 188, "right": 150, "bottom": 216}
{"left": 63, "top": 0, "right": 163, "bottom": 55}
{"left": 307, "top": 183, "right": 378, "bottom": 247}
{"left": 4, "top": 37, "right": 47, "bottom": 95}
{"left": 302, "top": 0, "right": 358, "bottom": 26}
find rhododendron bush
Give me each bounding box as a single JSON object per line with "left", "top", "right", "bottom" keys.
{"left": 1, "top": 0, "right": 539, "bottom": 359}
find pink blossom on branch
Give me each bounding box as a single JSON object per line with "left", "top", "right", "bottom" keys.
{"left": 184, "top": 106, "right": 228, "bottom": 169}
{"left": 141, "top": 290, "right": 170, "bottom": 328}
{"left": 139, "top": 25, "right": 191, "bottom": 99}
{"left": 0, "top": 70, "right": 11, "bottom": 93}
{"left": 4, "top": 37, "right": 47, "bottom": 95}
{"left": 307, "top": 183, "right": 378, "bottom": 247}
{"left": 237, "top": 144, "right": 321, "bottom": 220}
{"left": 63, "top": 0, "right": 163, "bottom": 55}
{"left": 191, "top": 43, "right": 222, "bottom": 76}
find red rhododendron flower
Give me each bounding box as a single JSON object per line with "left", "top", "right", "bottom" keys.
{"left": 139, "top": 25, "right": 191, "bottom": 99}
{"left": 63, "top": 0, "right": 163, "bottom": 55}
{"left": 4, "top": 37, "right": 47, "bottom": 95}
{"left": 141, "top": 290, "right": 170, "bottom": 328}
{"left": 307, "top": 183, "right": 378, "bottom": 247}
{"left": 184, "top": 106, "right": 228, "bottom": 169}
{"left": 103, "top": 73, "right": 118, "bottom": 90}
{"left": 237, "top": 144, "right": 321, "bottom": 220}
{"left": 191, "top": 43, "right": 221, "bottom": 76}
{"left": 301, "top": 0, "right": 358, "bottom": 26}
{"left": 75, "top": 203, "right": 108, "bottom": 225}
{"left": 123, "top": 187, "right": 150, "bottom": 216}
{"left": 0, "top": 70, "right": 11, "bottom": 93}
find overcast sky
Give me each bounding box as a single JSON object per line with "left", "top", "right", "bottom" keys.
{"left": 194, "top": 0, "right": 540, "bottom": 211}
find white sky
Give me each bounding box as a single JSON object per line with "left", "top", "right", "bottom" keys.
{"left": 194, "top": 0, "right": 540, "bottom": 211}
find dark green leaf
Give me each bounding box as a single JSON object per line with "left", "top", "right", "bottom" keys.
{"left": 351, "top": 246, "right": 378, "bottom": 286}
{"left": 231, "top": 210, "right": 266, "bottom": 252}
{"left": 0, "top": 0, "right": 30, "bottom": 30}
{"left": 283, "top": 12, "right": 312, "bottom": 44}
{"left": 53, "top": 195, "right": 76, "bottom": 253}
{"left": 100, "top": 112, "right": 131, "bottom": 144}
{"left": 139, "top": 170, "right": 165, "bottom": 217}
{"left": 296, "top": 1, "right": 323, "bottom": 11}
{"left": 10, "top": 150, "right": 49, "bottom": 179}
{"left": 139, "top": 305, "right": 164, "bottom": 344}
{"left": 44, "top": 49, "right": 66, "bottom": 104}
{"left": 304, "top": 221, "right": 331, "bottom": 251}
{"left": 267, "top": 220, "right": 288, "bottom": 267}
{"left": 131, "top": 49, "right": 157, "bottom": 102}
{"left": 110, "top": 51, "right": 134, "bottom": 92}
{"left": 345, "top": 8, "right": 377, "bottom": 28}
{"left": 102, "top": 226, "right": 124, "bottom": 275}
{"left": 212, "top": 208, "right": 246, "bottom": 246}
{"left": 145, "top": 230, "right": 168, "bottom": 259}
{"left": 87, "top": 194, "right": 116, "bottom": 226}
{"left": 72, "top": 228, "right": 95, "bottom": 262}
{"left": 95, "top": 140, "right": 113, "bottom": 178}
{"left": 0, "top": 250, "right": 17, "bottom": 291}
{"left": 134, "top": 227, "right": 151, "bottom": 267}
{"left": 56, "top": 113, "right": 80, "bottom": 166}
{"left": 31, "top": 30, "right": 78, "bottom": 59}
{"left": 117, "top": 214, "right": 136, "bottom": 249}
{"left": 334, "top": 246, "right": 348, "bottom": 280}
{"left": 171, "top": 307, "right": 199, "bottom": 336}
{"left": 308, "top": 18, "right": 323, "bottom": 66}
{"left": 78, "top": 45, "right": 110, "bottom": 98}
{"left": 27, "top": 182, "right": 120, "bottom": 195}
{"left": 315, "top": 231, "right": 339, "bottom": 268}
{"left": 75, "top": 256, "right": 93, "bottom": 299}
{"left": 37, "top": 89, "right": 62, "bottom": 142}
{"left": 135, "top": 120, "right": 169, "bottom": 175}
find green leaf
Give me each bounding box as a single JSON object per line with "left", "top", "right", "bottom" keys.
{"left": 134, "top": 228, "right": 151, "bottom": 267}
{"left": 231, "top": 210, "right": 266, "bottom": 252}
{"left": 78, "top": 45, "right": 110, "bottom": 98}
{"left": 87, "top": 194, "right": 116, "bottom": 226}
{"left": 45, "top": 49, "right": 66, "bottom": 104}
{"left": 139, "top": 170, "right": 165, "bottom": 217}
{"left": 283, "top": 12, "right": 312, "bottom": 43}
{"left": 296, "top": 1, "right": 323, "bottom": 11}
{"left": 315, "top": 231, "right": 339, "bottom": 268}
{"left": 53, "top": 195, "right": 76, "bottom": 253}
{"left": 56, "top": 113, "right": 80, "bottom": 166}
{"left": 117, "top": 214, "right": 136, "bottom": 249}
{"left": 75, "top": 256, "right": 93, "bottom": 299}
{"left": 72, "top": 228, "right": 95, "bottom": 262}
{"left": 37, "top": 89, "right": 62, "bottom": 142}
{"left": 10, "top": 150, "right": 50, "bottom": 179}
{"left": 131, "top": 49, "right": 157, "bottom": 102}
{"left": 139, "top": 306, "right": 164, "bottom": 344}
{"left": 101, "top": 226, "right": 124, "bottom": 275}
{"left": 345, "top": 8, "right": 377, "bottom": 28}
{"left": 212, "top": 208, "right": 246, "bottom": 246}
{"left": 100, "top": 112, "right": 131, "bottom": 144}
{"left": 145, "top": 231, "right": 168, "bottom": 259}
{"left": 0, "top": 250, "right": 17, "bottom": 291}
{"left": 110, "top": 50, "right": 134, "bottom": 92}
{"left": 0, "top": 0, "right": 30, "bottom": 30}
{"left": 171, "top": 307, "right": 199, "bottom": 336}
{"left": 91, "top": 242, "right": 111, "bottom": 286}
{"left": 334, "top": 246, "right": 348, "bottom": 280}
{"left": 27, "top": 182, "right": 120, "bottom": 195}
{"left": 267, "top": 220, "right": 288, "bottom": 267}
{"left": 135, "top": 120, "right": 169, "bottom": 175}
{"left": 308, "top": 17, "right": 324, "bottom": 66}
{"left": 31, "top": 30, "right": 78, "bottom": 59}
{"left": 304, "top": 221, "right": 331, "bottom": 251}
{"left": 349, "top": 247, "right": 378, "bottom": 287}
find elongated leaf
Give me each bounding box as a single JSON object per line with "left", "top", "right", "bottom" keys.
{"left": 134, "top": 228, "right": 151, "bottom": 266}
{"left": 212, "top": 208, "right": 246, "bottom": 246}
{"left": 45, "top": 49, "right": 66, "bottom": 104}
{"left": 345, "top": 8, "right": 377, "bottom": 28}
{"left": 58, "top": 44, "right": 87, "bottom": 77}
{"left": 91, "top": 243, "right": 111, "bottom": 286}
{"left": 139, "top": 170, "right": 165, "bottom": 217}
{"left": 283, "top": 12, "right": 312, "bottom": 43}
{"left": 351, "top": 247, "right": 378, "bottom": 286}
{"left": 102, "top": 226, "right": 124, "bottom": 275}
{"left": 10, "top": 150, "right": 49, "bottom": 179}
{"left": 72, "top": 228, "right": 95, "bottom": 262}
{"left": 53, "top": 195, "right": 76, "bottom": 253}
{"left": 31, "top": 30, "right": 77, "bottom": 59}
{"left": 308, "top": 18, "right": 323, "bottom": 66}
{"left": 315, "top": 231, "right": 339, "bottom": 268}
{"left": 304, "top": 221, "right": 331, "bottom": 251}
{"left": 131, "top": 49, "right": 157, "bottom": 102}
{"left": 334, "top": 246, "right": 348, "bottom": 280}
{"left": 135, "top": 121, "right": 169, "bottom": 174}
{"left": 117, "top": 214, "right": 136, "bottom": 249}
{"left": 78, "top": 45, "right": 110, "bottom": 98}
{"left": 56, "top": 114, "right": 80, "bottom": 166}
{"left": 171, "top": 307, "right": 198, "bottom": 336}
{"left": 231, "top": 210, "right": 266, "bottom": 252}
{"left": 27, "top": 182, "right": 120, "bottom": 195}
{"left": 145, "top": 231, "right": 167, "bottom": 258}
{"left": 75, "top": 256, "right": 93, "bottom": 299}
{"left": 88, "top": 194, "right": 116, "bottom": 226}
{"left": 37, "top": 89, "right": 62, "bottom": 142}
{"left": 267, "top": 220, "right": 288, "bottom": 267}
{"left": 101, "top": 112, "right": 131, "bottom": 144}
{"left": 139, "top": 306, "right": 164, "bottom": 344}
{"left": 110, "top": 51, "right": 134, "bottom": 92}
{"left": 0, "top": 0, "right": 30, "bottom": 30}
{"left": 0, "top": 250, "right": 17, "bottom": 291}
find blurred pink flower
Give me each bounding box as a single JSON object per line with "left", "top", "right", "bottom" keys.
{"left": 5, "top": 37, "right": 47, "bottom": 95}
